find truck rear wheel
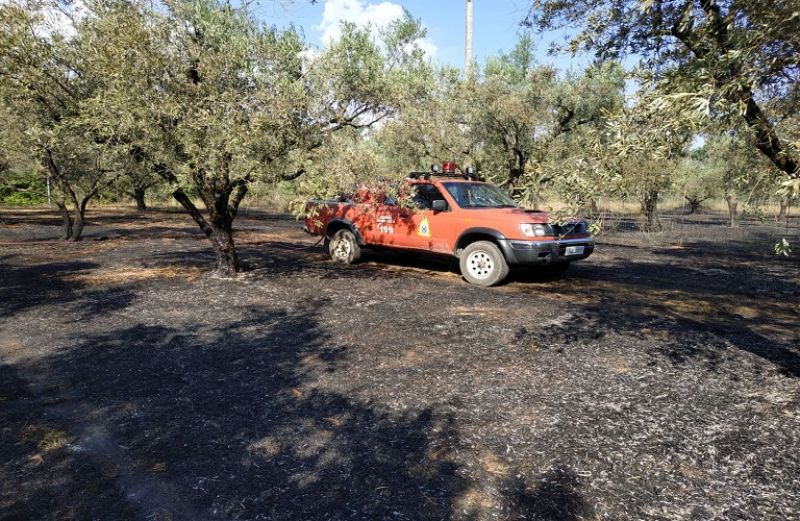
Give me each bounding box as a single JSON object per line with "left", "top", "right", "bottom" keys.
{"left": 326, "top": 228, "right": 361, "bottom": 264}
{"left": 459, "top": 241, "right": 509, "bottom": 286}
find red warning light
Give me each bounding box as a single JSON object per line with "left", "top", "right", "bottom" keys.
{"left": 442, "top": 162, "right": 457, "bottom": 173}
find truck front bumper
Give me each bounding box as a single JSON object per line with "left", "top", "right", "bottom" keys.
{"left": 497, "top": 237, "right": 595, "bottom": 265}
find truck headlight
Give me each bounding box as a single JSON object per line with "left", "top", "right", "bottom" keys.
{"left": 520, "top": 223, "right": 548, "bottom": 237}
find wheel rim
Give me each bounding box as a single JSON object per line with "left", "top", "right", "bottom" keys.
{"left": 333, "top": 237, "right": 351, "bottom": 260}
{"left": 466, "top": 250, "right": 494, "bottom": 279}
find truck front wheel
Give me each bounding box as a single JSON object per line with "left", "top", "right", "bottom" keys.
{"left": 459, "top": 241, "right": 509, "bottom": 286}
{"left": 326, "top": 228, "right": 361, "bottom": 264}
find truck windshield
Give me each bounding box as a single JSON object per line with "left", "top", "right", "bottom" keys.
{"left": 442, "top": 182, "right": 518, "bottom": 209}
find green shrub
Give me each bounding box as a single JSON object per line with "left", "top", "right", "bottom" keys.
{"left": 0, "top": 171, "right": 48, "bottom": 205}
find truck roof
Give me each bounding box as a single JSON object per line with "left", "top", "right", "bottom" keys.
{"left": 405, "top": 177, "right": 486, "bottom": 184}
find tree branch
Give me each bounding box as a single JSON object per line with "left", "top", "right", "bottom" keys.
{"left": 280, "top": 168, "right": 306, "bottom": 181}
{"left": 172, "top": 187, "right": 213, "bottom": 238}
{"left": 228, "top": 179, "right": 249, "bottom": 219}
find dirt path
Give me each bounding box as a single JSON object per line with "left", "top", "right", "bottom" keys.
{"left": 1, "top": 208, "right": 799, "bottom": 520}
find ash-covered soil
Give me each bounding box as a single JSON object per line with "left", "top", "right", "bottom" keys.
{"left": 1, "top": 208, "right": 799, "bottom": 521}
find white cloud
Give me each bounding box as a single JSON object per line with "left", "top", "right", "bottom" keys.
{"left": 413, "top": 38, "right": 438, "bottom": 58}
{"left": 40, "top": 0, "right": 88, "bottom": 39}
{"left": 0, "top": 0, "right": 89, "bottom": 39}
{"left": 316, "top": 0, "right": 437, "bottom": 58}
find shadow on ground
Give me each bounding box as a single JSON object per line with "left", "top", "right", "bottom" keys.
{"left": 512, "top": 256, "right": 800, "bottom": 378}
{"left": 2, "top": 301, "right": 591, "bottom": 520}
{"left": 0, "top": 256, "right": 135, "bottom": 320}
{"left": 4, "top": 209, "right": 796, "bottom": 519}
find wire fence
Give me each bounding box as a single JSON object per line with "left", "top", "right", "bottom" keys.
{"left": 592, "top": 208, "right": 800, "bottom": 255}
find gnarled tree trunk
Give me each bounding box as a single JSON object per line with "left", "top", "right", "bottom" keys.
{"left": 53, "top": 199, "right": 87, "bottom": 241}
{"left": 725, "top": 195, "right": 738, "bottom": 227}
{"left": 55, "top": 199, "right": 73, "bottom": 240}
{"left": 72, "top": 197, "right": 89, "bottom": 240}
{"left": 130, "top": 186, "right": 147, "bottom": 211}
{"left": 505, "top": 144, "right": 529, "bottom": 198}
{"left": 169, "top": 178, "right": 248, "bottom": 277}
{"left": 778, "top": 198, "right": 790, "bottom": 222}
{"left": 43, "top": 149, "right": 114, "bottom": 242}
{"left": 71, "top": 212, "right": 85, "bottom": 240}
{"left": 640, "top": 190, "right": 660, "bottom": 231}
{"left": 209, "top": 220, "right": 239, "bottom": 277}
{"left": 724, "top": 195, "right": 738, "bottom": 227}
{"left": 685, "top": 195, "right": 708, "bottom": 214}
{"left": 507, "top": 166, "right": 524, "bottom": 197}
{"left": 54, "top": 200, "right": 88, "bottom": 241}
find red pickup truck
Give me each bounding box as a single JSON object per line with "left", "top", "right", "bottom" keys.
{"left": 304, "top": 165, "right": 594, "bottom": 286}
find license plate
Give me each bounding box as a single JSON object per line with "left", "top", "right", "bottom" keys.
{"left": 564, "top": 245, "right": 585, "bottom": 256}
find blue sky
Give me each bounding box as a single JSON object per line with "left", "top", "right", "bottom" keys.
{"left": 254, "top": 0, "right": 590, "bottom": 73}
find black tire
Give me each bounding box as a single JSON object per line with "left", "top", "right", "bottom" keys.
{"left": 459, "top": 240, "right": 509, "bottom": 286}
{"left": 326, "top": 228, "right": 361, "bottom": 264}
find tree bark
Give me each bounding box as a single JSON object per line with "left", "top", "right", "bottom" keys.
{"left": 507, "top": 166, "right": 524, "bottom": 196}
{"left": 505, "top": 145, "right": 529, "bottom": 197}
{"left": 641, "top": 190, "right": 660, "bottom": 231}
{"left": 685, "top": 195, "right": 708, "bottom": 214}
{"left": 725, "top": 195, "right": 738, "bottom": 227}
{"left": 53, "top": 200, "right": 89, "bottom": 240}
{"left": 71, "top": 211, "right": 85, "bottom": 241}
{"left": 171, "top": 187, "right": 241, "bottom": 277}
{"left": 739, "top": 94, "right": 799, "bottom": 179}
{"left": 154, "top": 160, "right": 248, "bottom": 277}
{"left": 670, "top": 7, "right": 800, "bottom": 179}
{"left": 131, "top": 186, "right": 147, "bottom": 211}
{"left": 210, "top": 225, "right": 239, "bottom": 277}
{"left": 55, "top": 200, "right": 73, "bottom": 240}
{"left": 42, "top": 149, "right": 99, "bottom": 241}
{"left": 778, "top": 198, "right": 790, "bottom": 222}
{"left": 70, "top": 204, "right": 86, "bottom": 241}
{"left": 208, "top": 184, "right": 241, "bottom": 276}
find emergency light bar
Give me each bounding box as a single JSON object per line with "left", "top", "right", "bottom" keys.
{"left": 407, "top": 163, "right": 483, "bottom": 181}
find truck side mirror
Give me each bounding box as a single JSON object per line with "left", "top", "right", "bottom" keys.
{"left": 432, "top": 199, "right": 447, "bottom": 212}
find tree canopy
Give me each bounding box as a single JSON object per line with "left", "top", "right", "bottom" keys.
{"left": 0, "top": 0, "right": 125, "bottom": 238}
{"left": 0, "top": 0, "right": 795, "bottom": 271}
{"left": 0, "top": 0, "right": 432, "bottom": 274}
{"left": 525, "top": 0, "right": 800, "bottom": 182}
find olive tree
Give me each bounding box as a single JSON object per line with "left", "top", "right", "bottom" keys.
{"left": 118, "top": 166, "right": 162, "bottom": 212}
{"left": 372, "top": 66, "right": 471, "bottom": 174}
{"left": 673, "top": 148, "right": 716, "bottom": 214}
{"left": 84, "top": 0, "right": 430, "bottom": 276}
{"left": 469, "top": 34, "right": 625, "bottom": 205}
{"left": 0, "top": 0, "right": 122, "bottom": 240}
{"left": 525, "top": 0, "right": 800, "bottom": 181}
{"left": 702, "top": 132, "right": 786, "bottom": 226}
{"left": 602, "top": 97, "right": 692, "bottom": 230}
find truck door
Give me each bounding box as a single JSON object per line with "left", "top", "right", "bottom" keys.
{"left": 368, "top": 199, "right": 404, "bottom": 247}
{"left": 395, "top": 183, "right": 457, "bottom": 253}
{"left": 348, "top": 188, "right": 403, "bottom": 247}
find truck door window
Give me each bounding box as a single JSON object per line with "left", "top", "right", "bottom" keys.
{"left": 411, "top": 184, "right": 447, "bottom": 210}
{"left": 441, "top": 182, "right": 518, "bottom": 209}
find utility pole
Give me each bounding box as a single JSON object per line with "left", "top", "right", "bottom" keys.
{"left": 465, "top": 0, "right": 473, "bottom": 78}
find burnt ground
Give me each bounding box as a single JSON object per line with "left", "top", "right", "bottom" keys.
{"left": 1, "top": 207, "right": 799, "bottom": 521}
